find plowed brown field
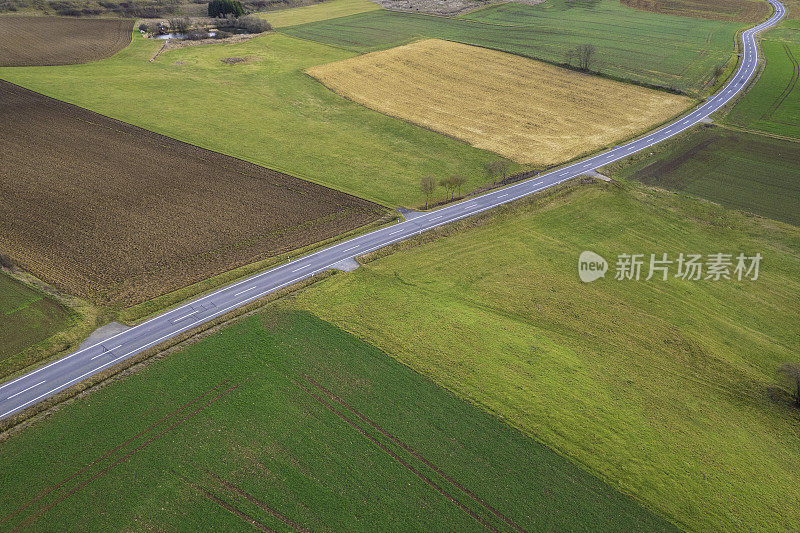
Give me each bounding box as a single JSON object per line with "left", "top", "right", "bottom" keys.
{"left": 621, "top": 0, "right": 769, "bottom": 23}
{"left": 0, "top": 81, "right": 385, "bottom": 306}
{"left": 0, "top": 16, "right": 134, "bottom": 67}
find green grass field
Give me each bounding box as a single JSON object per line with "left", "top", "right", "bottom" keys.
{"left": 0, "top": 273, "right": 74, "bottom": 364}
{"left": 726, "top": 39, "right": 800, "bottom": 137}
{"left": 257, "top": 0, "right": 381, "bottom": 27}
{"left": 605, "top": 125, "right": 800, "bottom": 225}
{"left": 296, "top": 182, "right": 800, "bottom": 531}
{"left": 0, "top": 310, "right": 674, "bottom": 531}
{"left": 763, "top": 17, "right": 800, "bottom": 43}
{"left": 0, "top": 32, "right": 509, "bottom": 208}
{"left": 281, "top": 0, "right": 744, "bottom": 94}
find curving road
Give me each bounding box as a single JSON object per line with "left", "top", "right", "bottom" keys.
{"left": 0, "top": 0, "right": 785, "bottom": 420}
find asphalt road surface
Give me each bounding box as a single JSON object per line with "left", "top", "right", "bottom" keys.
{"left": 0, "top": 0, "right": 785, "bottom": 420}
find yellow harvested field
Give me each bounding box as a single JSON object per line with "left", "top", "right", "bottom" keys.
{"left": 307, "top": 39, "right": 693, "bottom": 165}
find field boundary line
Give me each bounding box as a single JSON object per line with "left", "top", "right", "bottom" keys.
{"left": 716, "top": 122, "right": 800, "bottom": 142}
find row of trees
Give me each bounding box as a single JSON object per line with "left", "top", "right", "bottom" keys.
{"left": 419, "top": 160, "right": 512, "bottom": 209}
{"left": 420, "top": 175, "right": 464, "bottom": 209}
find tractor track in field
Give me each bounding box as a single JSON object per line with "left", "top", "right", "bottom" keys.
{"left": 204, "top": 470, "right": 312, "bottom": 533}
{"left": 761, "top": 42, "right": 798, "bottom": 120}
{"left": 7, "top": 380, "right": 243, "bottom": 532}
{"left": 181, "top": 475, "right": 276, "bottom": 533}
{"left": 0, "top": 377, "right": 235, "bottom": 527}
{"left": 301, "top": 373, "right": 527, "bottom": 533}
{"left": 292, "top": 376, "right": 501, "bottom": 532}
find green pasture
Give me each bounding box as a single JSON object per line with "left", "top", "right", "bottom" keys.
{"left": 282, "top": 0, "right": 744, "bottom": 95}
{"left": 0, "top": 310, "right": 673, "bottom": 531}
{"left": 0, "top": 273, "right": 74, "bottom": 364}
{"left": 296, "top": 182, "right": 800, "bottom": 532}
{"left": 726, "top": 39, "right": 800, "bottom": 138}
{"left": 607, "top": 125, "right": 800, "bottom": 225}
{"left": 0, "top": 32, "right": 509, "bottom": 208}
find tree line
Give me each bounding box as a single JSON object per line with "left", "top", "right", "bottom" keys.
{"left": 419, "top": 160, "right": 510, "bottom": 209}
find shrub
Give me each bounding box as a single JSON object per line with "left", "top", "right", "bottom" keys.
{"left": 0, "top": 254, "right": 15, "bottom": 269}
{"left": 186, "top": 28, "right": 209, "bottom": 40}
{"left": 213, "top": 30, "right": 232, "bottom": 39}
{"left": 168, "top": 17, "right": 191, "bottom": 33}
{"left": 213, "top": 13, "right": 237, "bottom": 29}
{"left": 0, "top": 1, "right": 20, "bottom": 13}
{"left": 235, "top": 14, "right": 270, "bottom": 33}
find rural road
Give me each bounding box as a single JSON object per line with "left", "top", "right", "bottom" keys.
{"left": 0, "top": 0, "right": 785, "bottom": 420}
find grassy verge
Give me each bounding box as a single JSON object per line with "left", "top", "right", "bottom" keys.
{"left": 294, "top": 181, "right": 800, "bottom": 531}
{"left": 282, "top": 0, "right": 745, "bottom": 95}
{"left": 0, "top": 271, "right": 104, "bottom": 381}
{"left": 0, "top": 308, "right": 675, "bottom": 532}
{"left": 117, "top": 212, "right": 398, "bottom": 325}
{"left": 602, "top": 124, "right": 800, "bottom": 226}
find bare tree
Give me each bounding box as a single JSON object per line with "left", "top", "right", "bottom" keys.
{"left": 450, "top": 174, "right": 466, "bottom": 198}
{"left": 566, "top": 44, "right": 596, "bottom": 71}
{"left": 579, "top": 44, "right": 596, "bottom": 71}
{"left": 440, "top": 175, "right": 455, "bottom": 202}
{"left": 486, "top": 160, "right": 508, "bottom": 185}
{"left": 420, "top": 176, "right": 436, "bottom": 209}
{"left": 565, "top": 47, "right": 577, "bottom": 68}
{"left": 779, "top": 363, "right": 800, "bottom": 407}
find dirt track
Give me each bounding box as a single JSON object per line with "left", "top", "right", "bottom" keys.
{"left": 0, "top": 16, "right": 134, "bottom": 66}
{"left": 0, "top": 81, "right": 385, "bottom": 305}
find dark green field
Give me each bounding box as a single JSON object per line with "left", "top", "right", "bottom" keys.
{"left": 282, "top": 0, "right": 744, "bottom": 94}
{"left": 0, "top": 310, "right": 674, "bottom": 532}
{"left": 726, "top": 39, "right": 800, "bottom": 138}
{"left": 0, "top": 273, "right": 74, "bottom": 363}
{"left": 608, "top": 125, "right": 800, "bottom": 225}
